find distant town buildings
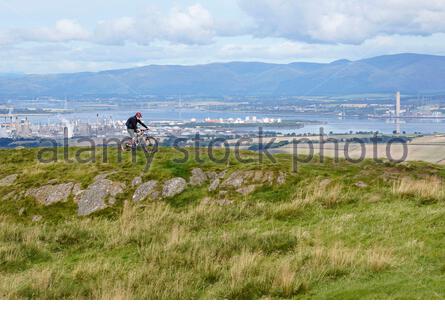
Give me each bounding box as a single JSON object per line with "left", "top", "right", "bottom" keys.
{"left": 204, "top": 116, "right": 282, "bottom": 124}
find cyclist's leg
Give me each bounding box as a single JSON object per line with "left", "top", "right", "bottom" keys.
{"left": 127, "top": 129, "right": 136, "bottom": 148}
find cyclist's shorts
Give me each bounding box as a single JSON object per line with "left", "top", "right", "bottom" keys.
{"left": 127, "top": 129, "right": 135, "bottom": 138}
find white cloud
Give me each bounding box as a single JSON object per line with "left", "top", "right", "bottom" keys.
{"left": 237, "top": 0, "right": 445, "bottom": 44}
{"left": 94, "top": 4, "right": 215, "bottom": 46}
{"left": 17, "top": 19, "right": 90, "bottom": 42}
{"left": 0, "top": 4, "right": 216, "bottom": 47}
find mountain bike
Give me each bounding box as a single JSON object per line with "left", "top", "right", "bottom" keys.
{"left": 122, "top": 129, "right": 158, "bottom": 154}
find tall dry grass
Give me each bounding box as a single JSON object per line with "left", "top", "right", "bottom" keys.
{"left": 0, "top": 188, "right": 398, "bottom": 299}
{"left": 392, "top": 176, "right": 444, "bottom": 200}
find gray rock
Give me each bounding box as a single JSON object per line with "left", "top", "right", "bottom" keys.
{"left": 26, "top": 183, "right": 74, "bottom": 206}
{"left": 253, "top": 170, "right": 264, "bottom": 182}
{"left": 262, "top": 171, "right": 274, "bottom": 184}
{"left": 202, "top": 197, "right": 232, "bottom": 206}
{"left": 189, "top": 168, "right": 207, "bottom": 186}
{"left": 206, "top": 170, "right": 226, "bottom": 180}
{"left": 319, "top": 178, "right": 332, "bottom": 188}
{"left": 236, "top": 185, "right": 257, "bottom": 195}
{"left": 78, "top": 179, "right": 125, "bottom": 216}
{"left": 201, "top": 197, "right": 212, "bottom": 205}
{"left": 222, "top": 171, "right": 245, "bottom": 188}
{"left": 0, "top": 174, "right": 18, "bottom": 187}
{"left": 355, "top": 181, "right": 368, "bottom": 188}
{"left": 133, "top": 180, "right": 159, "bottom": 202}
{"left": 32, "top": 215, "right": 42, "bottom": 222}
{"left": 277, "top": 172, "right": 287, "bottom": 185}
{"left": 94, "top": 172, "right": 117, "bottom": 181}
{"left": 206, "top": 171, "right": 217, "bottom": 180}
{"left": 208, "top": 178, "right": 220, "bottom": 192}
{"left": 162, "top": 178, "right": 187, "bottom": 198}
{"left": 19, "top": 208, "right": 25, "bottom": 216}
{"left": 132, "top": 176, "right": 143, "bottom": 187}
{"left": 216, "top": 199, "right": 234, "bottom": 206}
{"left": 2, "top": 191, "right": 16, "bottom": 201}
{"left": 72, "top": 184, "right": 84, "bottom": 204}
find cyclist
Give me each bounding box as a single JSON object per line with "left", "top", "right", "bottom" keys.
{"left": 126, "top": 112, "right": 148, "bottom": 148}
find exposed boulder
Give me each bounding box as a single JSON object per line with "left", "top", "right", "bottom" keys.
{"left": 72, "top": 183, "right": 84, "bottom": 203}
{"left": 222, "top": 171, "right": 245, "bottom": 188}
{"left": 2, "top": 191, "right": 17, "bottom": 201}
{"left": 93, "top": 172, "right": 117, "bottom": 182}
{"left": 355, "top": 181, "right": 368, "bottom": 188}
{"left": 189, "top": 168, "right": 207, "bottom": 186}
{"left": 276, "top": 172, "right": 287, "bottom": 185}
{"left": 0, "top": 174, "right": 18, "bottom": 187}
{"left": 78, "top": 179, "right": 125, "bottom": 216}
{"left": 132, "top": 176, "right": 143, "bottom": 187}
{"left": 221, "top": 170, "right": 280, "bottom": 189}
{"left": 133, "top": 180, "right": 159, "bottom": 202}
{"left": 208, "top": 178, "right": 220, "bottom": 192}
{"left": 32, "top": 215, "right": 42, "bottom": 222}
{"left": 201, "top": 197, "right": 233, "bottom": 206}
{"left": 216, "top": 199, "right": 234, "bottom": 206}
{"left": 26, "top": 183, "right": 74, "bottom": 206}
{"left": 162, "top": 178, "right": 187, "bottom": 198}
{"left": 206, "top": 170, "right": 226, "bottom": 181}
{"left": 236, "top": 185, "right": 257, "bottom": 195}
{"left": 262, "top": 171, "right": 274, "bottom": 184}
{"left": 319, "top": 179, "right": 332, "bottom": 188}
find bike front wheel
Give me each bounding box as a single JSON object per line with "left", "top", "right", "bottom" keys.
{"left": 142, "top": 136, "right": 159, "bottom": 154}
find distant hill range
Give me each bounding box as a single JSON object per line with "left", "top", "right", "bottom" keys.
{"left": 1, "top": 53, "right": 445, "bottom": 98}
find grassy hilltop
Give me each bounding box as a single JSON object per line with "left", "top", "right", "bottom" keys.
{"left": 0, "top": 147, "right": 444, "bottom": 299}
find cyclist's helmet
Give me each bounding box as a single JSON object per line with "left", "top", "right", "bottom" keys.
{"left": 135, "top": 112, "right": 142, "bottom": 118}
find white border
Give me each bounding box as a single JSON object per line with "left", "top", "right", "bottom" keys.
{"left": 1, "top": 301, "right": 444, "bottom": 320}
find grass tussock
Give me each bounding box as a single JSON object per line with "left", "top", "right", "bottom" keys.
{"left": 392, "top": 176, "right": 444, "bottom": 201}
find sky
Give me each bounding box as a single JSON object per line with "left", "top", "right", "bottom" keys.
{"left": 1, "top": 0, "right": 445, "bottom": 73}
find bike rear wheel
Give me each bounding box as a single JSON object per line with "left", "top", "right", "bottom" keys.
{"left": 121, "top": 137, "right": 133, "bottom": 151}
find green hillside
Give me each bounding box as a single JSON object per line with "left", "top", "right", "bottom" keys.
{"left": 0, "top": 147, "right": 444, "bottom": 299}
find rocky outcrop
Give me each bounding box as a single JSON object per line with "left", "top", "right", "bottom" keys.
{"left": 32, "top": 215, "right": 42, "bottom": 222}
{"left": 236, "top": 185, "right": 257, "bottom": 195}
{"left": 162, "top": 178, "right": 187, "bottom": 198}
{"left": 72, "top": 183, "right": 84, "bottom": 203}
{"left": 26, "top": 183, "right": 74, "bottom": 206}
{"left": 78, "top": 178, "right": 125, "bottom": 216}
{"left": 222, "top": 171, "right": 246, "bottom": 188}
{"left": 319, "top": 179, "right": 332, "bottom": 188}
{"left": 206, "top": 170, "right": 226, "bottom": 181}
{"left": 0, "top": 174, "right": 18, "bottom": 187}
{"left": 132, "top": 176, "right": 143, "bottom": 187}
{"left": 93, "top": 171, "right": 117, "bottom": 182}
{"left": 208, "top": 178, "right": 220, "bottom": 192}
{"left": 355, "top": 181, "right": 368, "bottom": 188}
{"left": 277, "top": 172, "right": 287, "bottom": 185}
{"left": 189, "top": 168, "right": 207, "bottom": 186}
{"left": 202, "top": 197, "right": 233, "bottom": 206}
{"left": 133, "top": 181, "right": 159, "bottom": 202}
{"left": 2, "top": 191, "right": 17, "bottom": 201}
{"left": 221, "top": 170, "right": 285, "bottom": 190}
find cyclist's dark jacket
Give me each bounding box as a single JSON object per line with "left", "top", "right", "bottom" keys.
{"left": 126, "top": 116, "right": 148, "bottom": 130}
